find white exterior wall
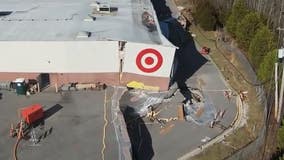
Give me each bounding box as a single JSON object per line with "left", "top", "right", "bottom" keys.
{"left": 0, "top": 41, "right": 175, "bottom": 80}
{"left": 0, "top": 41, "right": 119, "bottom": 73}
{"left": 123, "top": 42, "right": 175, "bottom": 77}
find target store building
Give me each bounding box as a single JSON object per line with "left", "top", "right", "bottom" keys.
{"left": 0, "top": 0, "right": 176, "bottom": 91}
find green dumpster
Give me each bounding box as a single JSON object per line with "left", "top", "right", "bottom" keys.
{"left": 16, "top": 82, "right": 26, "bottom": 95}
{"left": 14, "top": 78, "right": 27, "bottom": 95}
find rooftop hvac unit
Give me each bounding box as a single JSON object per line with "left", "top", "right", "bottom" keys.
{"left": 91, "top": 2, "right": 118, "bottom": 14}
{"left": 99, "top": 4, "right": 112, "bottom": 13}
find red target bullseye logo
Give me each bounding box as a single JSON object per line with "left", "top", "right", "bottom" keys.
{"left": 136, "top": 48, "right": 163, "bottom": 73}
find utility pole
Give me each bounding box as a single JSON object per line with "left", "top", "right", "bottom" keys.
{"left": 278, "top": 67, "right": 284, "bottom": 122}
{"left": 275, "top": 62, "right": 278, "bottom": 119}
{"left": 277, "top": 48, "right": 284, "bottom": 122}
{"left": 278, "top": 1, "right": 284, "bottom": 46}
{"left": 276, "top": 2, "right": 284, "bottom": 122}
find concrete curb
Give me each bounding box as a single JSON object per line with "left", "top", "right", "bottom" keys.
{"left": 111, "top": 86, "right": 132, "bottom": 160}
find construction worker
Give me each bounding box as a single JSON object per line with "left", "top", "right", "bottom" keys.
{"left": 224, "top": 90, "right": 231, "bottom": 103}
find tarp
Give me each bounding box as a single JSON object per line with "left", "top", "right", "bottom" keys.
{"left": 184, "top": 94, "right": 216, "bottom": 125}
{"left": 119, "top": 89, "right": 167, "bottom": 116}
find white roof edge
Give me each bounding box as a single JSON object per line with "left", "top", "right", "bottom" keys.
{"left": 0, "top": 40, "right": 176, "bottom": 49}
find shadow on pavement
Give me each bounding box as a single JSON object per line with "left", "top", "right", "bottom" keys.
{"left": 44, "top": 104, "right": 63, "bottom": 120}
{"left": 31, "top": 104, "right": 63, "bottom": 129}
{"left": 155, "top": 10, "right": 208, "bottom": 101}
{"left": 121, "top": 106, "right": 154, "bottom": 160}
{"left": 174, "top": 38, "right": 208, "bottom": 102}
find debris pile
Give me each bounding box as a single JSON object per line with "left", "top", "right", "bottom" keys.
{"left": 183, "top": 94, "right": 216, "bottom": 126}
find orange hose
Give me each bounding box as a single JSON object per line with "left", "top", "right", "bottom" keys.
{"left": 13, "top": 137, "right": 21, "bottom": 160}
{"left": 13, "top": 121, "right": 23, "bottom": 160}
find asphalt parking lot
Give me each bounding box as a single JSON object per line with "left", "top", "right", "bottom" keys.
{"left": 0, "top": 88, "right": 118, "bottom": 160}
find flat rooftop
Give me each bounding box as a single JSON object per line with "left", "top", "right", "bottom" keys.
{"left": 0, "top": 0, "right": 172, "bottom": 46}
